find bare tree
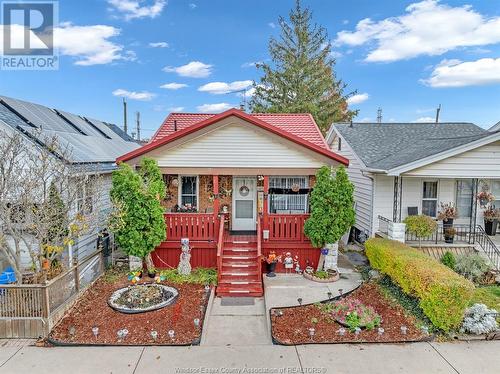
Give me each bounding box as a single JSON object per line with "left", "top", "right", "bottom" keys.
{"left": 0, "top": 127, "right": 103, "bottom": 283}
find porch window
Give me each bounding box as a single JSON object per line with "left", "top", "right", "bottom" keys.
{"left": 491, "top": 180, "right": 500, "bottom": 209}
{"left": 179, "top": 176, "right": 198, "bottom": 211}
{"left": 456, "top": 179, "right": 473, "bottom": 218}
{"left": 422, "top": 181, "right": 438, "bottom": 217}
{"left": 269, "top": 176, "right": 309, "bottom": 214}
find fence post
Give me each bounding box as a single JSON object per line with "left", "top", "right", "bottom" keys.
{"left": 73, "top": 259, "right": 80, "bottom": 292}
{"left": 42, "top": 283, "right": 50, "bottom": 336}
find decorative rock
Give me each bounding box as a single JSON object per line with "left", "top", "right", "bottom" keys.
{"left": 368, "top": 269, "right": 381, "bottom": 280}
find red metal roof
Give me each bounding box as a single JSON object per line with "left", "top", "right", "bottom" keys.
{"left": 118, "top": 109, "right": 348, "bottom": 165}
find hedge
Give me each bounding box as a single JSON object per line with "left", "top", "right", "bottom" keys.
{"left": 365, "top": 238, "right": 474, "bottom": 331}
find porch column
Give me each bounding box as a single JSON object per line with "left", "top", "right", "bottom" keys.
{"left": 393, "top": 176, "right": 403, "bottom": 223}
{"left": 263, "top": 175, "right": 269, "bottom": 231}
{"left": 469, "top": 178, "right": 479, "bottom": 244}
{"left": 213, "top": 174, "right": 219, "bottom": 215}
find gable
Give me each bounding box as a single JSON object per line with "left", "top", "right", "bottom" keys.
{"left": 404, "top": 140, "right": 500, "bottom": 178}
{"left": 134, "top": 119, "right": 331, "bottom": 169}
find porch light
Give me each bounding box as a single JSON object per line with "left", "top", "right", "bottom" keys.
{"left": 377, "top": 327, "right": 384, "bottom": 336}
{"left": 194, "top": 318, "right": 200, "bottom": 328}
{"left": 151, "top": 330, "right": 158, "bottom": 341}
{"left": 168, "top": 329, "right": 175, "bottom": 339}
{"left": 338, "top": 328, "right": 346, "bottom": 336}
{"left": 400, "top": 325, "right": 407, "bottom": 335}
{"left": 92, "top": 326, "right": 99, "bottom": 338}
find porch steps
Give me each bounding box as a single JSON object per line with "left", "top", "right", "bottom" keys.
{"left": 217, "top": 237, "right": 263, "bottom": 297}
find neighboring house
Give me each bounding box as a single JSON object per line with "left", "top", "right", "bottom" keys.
{"left": 117, "top": 109, "right": 348, "bottom": 296}
{"left": 490, "top": 121, "right": 500, "bottom": 132}
{"left": 0, "top": 95, "right": 140, "bottom": 270}
{"left": 327, "top": 122, "right": 500, "bottom": 242}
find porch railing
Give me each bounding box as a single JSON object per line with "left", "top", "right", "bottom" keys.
{"left": 164, "top": 213, "right": 218, "bottom": 241}
{"left": 377, "top": 215, "right": 391, "bottom": 236}
{"left": 216, "top": 213, "right": 225, "bottom": 285}
{"left": 257, "top": 215, "right": 262, "bottom": 276}
{"left": 475, "top": 226, "right": 500, "bottom": 271}
{"left": 264, "top": 214, "right": 310, "bottom": 242}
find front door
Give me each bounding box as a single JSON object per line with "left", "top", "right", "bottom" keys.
{"left": 232, "top": 177, "right": 257, "bottom": 231}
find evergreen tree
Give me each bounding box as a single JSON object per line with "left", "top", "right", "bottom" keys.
{"left": 304, "top": 166, "right": 355, "bottom": 248}
{"left": 110, "top": 158, "right": 166, "bottom": 272}
{"left": 250, "top": 0, "right": 357, "bottom": 134}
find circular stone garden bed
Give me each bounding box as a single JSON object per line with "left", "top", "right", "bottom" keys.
{"left": 303, "top": 269, "right": 340, "bottom": 283}
{"left": 108, "top": 283, "right": 178, "bottom": 314}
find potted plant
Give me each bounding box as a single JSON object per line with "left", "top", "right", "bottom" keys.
{"left": 483, "top": 206, "right": 500, "bottom": 236}
{"left": 477, "top": 190, "right": 495, "bottom": 208}
{"left": 437, "top": 202, "right": 458, "bottom": 234}
{"left": 444, "top": 227, "right": 456, "bottom": 244}
{"left": 260, "top": 251, "right": 282, "bottom": 277}
{"left": 403, "top": 215, "right": 437, "bottom": 247}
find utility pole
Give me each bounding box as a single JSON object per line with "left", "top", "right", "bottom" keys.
{"left": 377, "top": 107, "right": 382, "bottom": 123}
{"left": 435, "top": 104, "right": 441, "bottom": 123}
{"left": 136, "top": 111, "right": 141, "bottom": 141}
{"left": 123, "top": 98, "right": 128, "bottom": 134}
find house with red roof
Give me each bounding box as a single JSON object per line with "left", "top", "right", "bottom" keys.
{"left": 117, "top": 109, "right": 348, "bottom": 296}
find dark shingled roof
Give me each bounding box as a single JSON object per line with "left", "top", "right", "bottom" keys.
{"left": 333, "top": 122, "right": 491, "bottom": 171}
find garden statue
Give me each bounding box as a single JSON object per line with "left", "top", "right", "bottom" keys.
{"left": 177, "top": 238, "right": 192, "bottom": 275}
{"left": 294, "top": 255, "right": 301, "bottom": 274}
{"left": 283, "top": 252, "right": 294, "bottom": 274}
{"left": 323, "top": 243, "right": 338, "bottom": 272}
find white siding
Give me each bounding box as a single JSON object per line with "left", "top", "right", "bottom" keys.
{"left": 148, "top": 122, "right": 326, "bottom": 169}
{"left": 372, "top": 175, "right": 394, "bottom": 235}
{"left": 406, "top": 141, "right": 500, "bottom": 178}
{"left": 331, "top": 135, "right": 373, "bottom": 235}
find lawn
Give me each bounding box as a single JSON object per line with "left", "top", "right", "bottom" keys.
{"left": 471, "top": 286, "right": 500, "bottom": 312}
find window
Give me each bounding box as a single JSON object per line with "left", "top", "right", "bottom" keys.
{"left": 422, "top": 181, "right": 438, "bottom": 217}
{"left": 269, "top": 176, "right": 309, "bottom": 213}
{"left": 338, "top": 137, "right": 342, "bottom": 151}
{"left": 456, "top": 179, "right": 473, "bottom": 218}
{"left": 491, "top": 180, "right": 500, "bottom": 209}
{"left": 76, "top": 176, "right": 96, "bottom": 214}
{"left": 179, "top": 176, "right": 198, "bottom": 210}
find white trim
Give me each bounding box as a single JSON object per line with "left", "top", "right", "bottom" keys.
{"left": 388, "top": 131, "right": 500, "bottom": 175}
{"left": 178, "top": 175, "right": 199, "bottom": 210}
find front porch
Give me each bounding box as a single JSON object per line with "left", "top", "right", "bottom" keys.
{"left": 151, "top": 174, "right": 321, "bottom": 297}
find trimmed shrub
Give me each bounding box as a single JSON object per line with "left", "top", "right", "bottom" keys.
{"left": 441, "top": 251, "right": 456, "bottom": 270}
{"left": 365, "top": 238, "right": 474, "bottom": 331}
{"left": 454, "top": 253, "right": 490, "bottom": 282}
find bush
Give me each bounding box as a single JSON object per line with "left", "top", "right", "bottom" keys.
{"left": 454, "top": 254, "right": 490, "bottom": 282}
{"left": 441, "top": 251, "right": 456, "bottom": 269}
{"left": 159, "top": 267, "right": 217, "bottom": 285}
{"left": 365, "top": 238, "right": 474, "bottom": 331}
{"left": 461, "top": 304, "right": 498, "bottom": 335}
{"left": 403, "top": 215, "right": 437, "bottom": 247}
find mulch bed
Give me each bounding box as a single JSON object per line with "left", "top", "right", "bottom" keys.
{"left": 271, "top": 282, "right": 429, "bottom": 344}
{"left": 49, "top": 272, "right": 209, "bottom": 345}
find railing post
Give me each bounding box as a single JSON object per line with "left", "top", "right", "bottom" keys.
{"left": 263, "top": 176, "right": 269, "bottom": 231}
{"left": 73, "top": 259, "right": 80, "bottom": 292}
{"left": 213, "top": 174, "right": 219, "bottom": 216}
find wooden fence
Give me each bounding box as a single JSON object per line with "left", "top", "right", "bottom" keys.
{"left": 0, "top": 249, "right": 105, "bottom": 339}
{"left": 164, "top": 213, "right": 218, "bottom": 241}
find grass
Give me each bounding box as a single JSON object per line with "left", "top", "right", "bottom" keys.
{"left": 159, "top": 267, "right": 218, "bottom": 285}
{"left": 471, "top": 285, "right": 500, "bottom": 312}
{"left": 377, "top": 275, "right": 438, "bottom": 333}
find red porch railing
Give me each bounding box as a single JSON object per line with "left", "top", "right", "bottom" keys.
{"left": 216, "top": 213, "right": 226, "bottom": 284}
{"left": 164, "top": 213, "right": 218, "bottom": 241}
{"left": 263, "top": 214, "right": 310, "bottom": 242}
{"left": 257, "top": 215, "right": 262, "bottom": 275}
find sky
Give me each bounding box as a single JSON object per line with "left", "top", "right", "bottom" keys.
{"left": 1, "top": 0, "right": 500, "bottom": 139}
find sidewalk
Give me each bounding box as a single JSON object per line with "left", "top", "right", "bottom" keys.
{"left": 1, "top": 341, "right": 499, "bottom": 374}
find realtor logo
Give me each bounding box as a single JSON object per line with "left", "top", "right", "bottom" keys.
{"left": 1, "top": 1, "right": 58, "bottom": 70}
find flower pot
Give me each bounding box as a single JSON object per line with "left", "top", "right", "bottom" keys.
{"left": 444, "top": 235, "right": 454, "bottom": 244}
{"left": 266, "top": 261, "right": 277, "bottom": 277}
{"left": 484, "top": 219, "right": 498, "bottom": 236}
{"left": 41, "top": 259, "right": 50, "bottom": 271}
{"left": 148, "top": 272, "right": 156, "bottom": 279}
{"left": 442, "top": 219, "right": 454, "bottom": 234}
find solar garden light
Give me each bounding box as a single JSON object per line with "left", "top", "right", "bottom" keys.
{"left": 68, "top": 325, "right": 76, "bottom": 338}
{"left": 421, "top": 326, "right": 429, "bottom": 335}
{"left": 327, "top": 291, "right": 333, "bottom": 301}
{"left": 117, "top": 329, "right": 125, "bottom": 342}
{"left": 276, "top": 309, "right": 283, "bottom": 317}
{"left": 297, "top": 298, "right": 303, "bottom": 306}
{"left": 92, "top": 326, "right": 99, "bottom": 339}
{"left": 122, "top": 329, "right": 129, "bottom": 340}
{"left": 377, "top": 327, "right": 384, "bottom": 336}
{"left": 338, "top": 328, "right": 346, "bottom": 336}
{"left": 204, "top": 284, "right": 211, "bottom": 293}
{"left": 354, "top": 327, "right": 361, "bottom": 336}
{"left": 194, "top": 318, "right": 200, "bottom": 328}
{"left": 308, "top": 327, "right": 315, "bottom": 339}
{"left": 400, "top": 326, "right": 408, "bottom": 335}
{"left": 168, "top": 329, "right": 175, "bottom": 339}
{"left": 151, "top": 330, "right": 158, "bottom": 341}
{"left": 338, "top": 289, "right": 344, "bottom": 298}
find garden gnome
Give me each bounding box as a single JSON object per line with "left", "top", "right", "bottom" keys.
{"left": 283, "top": 252, "right": 294, "bottom": 274}
{"left": 177, "top": 238, "right": 192, "bottom": 275}
{"left": 294, "top": 255, "right": 301, "bottom": 274}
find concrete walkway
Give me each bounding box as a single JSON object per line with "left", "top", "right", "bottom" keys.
{"left": 1, "top": 341, "right": 499, "bottom": 374}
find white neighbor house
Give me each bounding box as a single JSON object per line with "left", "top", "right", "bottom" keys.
{"left": 327, "top": 122, "right": 500, "bottom": 243}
